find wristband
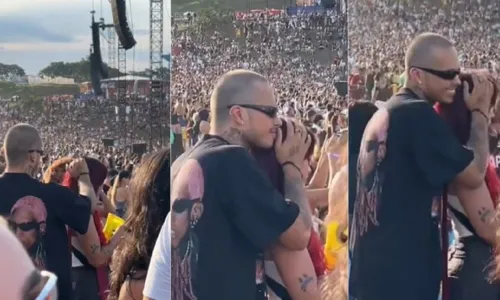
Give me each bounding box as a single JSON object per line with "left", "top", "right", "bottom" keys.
{"left": 282, "top": 161, "right": 303, "bottom": 179}
{"left": 471, "top": 109, "right": 488, "bottom": 121}
{"left": 78, "top": 172, "right": 89, "bottom": 177}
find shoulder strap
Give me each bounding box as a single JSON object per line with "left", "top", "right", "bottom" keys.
{"left": 265, "top": 275, "right": 292, "bottom": 300}
{"left": 441, "top": 188, "right": 449, "bottom": 300}
{"left": 71, "top": 245, "right": 94, "bottom": 269}
{"left": 448, "top": 205, "right": 477, "bottom": 236}
{"left": 448, "top": 203, "right": 489, "bottom": 247}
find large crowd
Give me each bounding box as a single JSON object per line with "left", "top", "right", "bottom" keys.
{"left": 170, "top": 7, "right": 349, "bottom": 300}
{"left": 348, "top": 0, "right": 500, "bottom": 300}
{"left": 348, "top": 0, "right": 500, "bottom": 102}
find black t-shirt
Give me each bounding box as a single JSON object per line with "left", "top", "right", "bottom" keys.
{"left": 349, "top": 88, "right": 473, "bottom": 300}
{"left": 171, "top": 135, "right": 299, "bottom": 300}
{"left": 0, "top": 173, "right": 91, "bottom": 300}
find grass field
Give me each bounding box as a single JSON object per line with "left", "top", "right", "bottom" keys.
{"left": 0, "top": 81, "right": 79, "bottom": 100}
{"left": 172, "top": 0, "right": 294, "bottom": 13}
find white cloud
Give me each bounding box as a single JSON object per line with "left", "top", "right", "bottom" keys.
{"left": 0, "top": 0, "right": 171, "bottom": 74}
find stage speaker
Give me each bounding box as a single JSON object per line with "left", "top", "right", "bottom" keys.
{"left": 322, "top": 0, "right": 335, "bottom": 9}
{"left": 90, "top": 53, "right": 104, "bottom": 96}
{"left": 101, "top": 138, "right": 115, "bottom": 147}
{"left": 132, "top": 143, "right": 147, "bottom": 155}
{"left": 110, "top": 0, "right": 137, "bottom": 50}
{"left": 91, "top": 21, "right": 108, "bottom": 79}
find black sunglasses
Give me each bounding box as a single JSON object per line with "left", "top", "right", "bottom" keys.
{"left": 9, "top": 220, "right": 40, "bottom": 232}
{"left": 412, "top": 66, "right": 461, "bottom": 80}
{"left": 28, "top": 149, "right": 44, "bottom": 155}
{"left": 227, "top": 104, "right": 278, "bottom": 118}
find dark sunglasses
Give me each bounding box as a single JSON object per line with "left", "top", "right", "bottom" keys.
{"left": 9, "top": 220, "right": 40, "bottom": 232}
{"left": 413, "top": 66, "right": 461, "bottom": 80}
{"left": 28, "top": 149, "right": 44, "bottom": 155}
{"left": 227, "top": 104, "right": 278, "bottom": 118}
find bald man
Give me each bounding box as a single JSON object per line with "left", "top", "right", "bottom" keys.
{"left": 0, "top": 123, "right": 94, "bottom": 300}
{"left": 349, "top": 33, "right": 493, "bottom": 300}
{"left": 169, "top": 70, "right": 315, "bottom": 300}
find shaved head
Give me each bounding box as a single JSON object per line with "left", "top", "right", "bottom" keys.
{"left": 405, "top": 33, "right": 454, "bottom": 70}
{"left": 3, "top": 123, "right": 42, "bottom": 167}
{"left": 210, "top": 69, "right": 268, "bottom": 126}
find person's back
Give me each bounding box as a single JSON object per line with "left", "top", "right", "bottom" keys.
{"left": 0, "top": 173, "right": 91, "bottom": 300}
{"left": 170, "top": 69, "right": 313, "bottom": 300}
{"left": 0, "top": 123, "right": 93, "bottom": 300}
{"left": 349, "top": 90, "right": 448, "bottom": 299}
{"left": 171, "top": 135, "right": 277, "bottom": 300}
{"left": 348, "top": 32, "right": 495, "bottom": 300}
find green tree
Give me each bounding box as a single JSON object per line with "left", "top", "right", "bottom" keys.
{"left": 39, "top": 57, "right": 122, "bottom": 83}
{"left": 0, "top": 63, "right": 26, "bottom": 77}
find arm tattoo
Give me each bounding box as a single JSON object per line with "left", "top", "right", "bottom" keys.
{"left": 467, "top": 113, "right": 489, "bottom": 176}
{"left": 478, "top": 206, "right": 494, "bottom": 223}
{"left": 90, "top": 244, "right": 99, "bottom": 255}
{"left": 284, "top": 173, "right": 313, "bottom": 229}
{"left": 298, "top": 274, "right": 314, "bottom": 292}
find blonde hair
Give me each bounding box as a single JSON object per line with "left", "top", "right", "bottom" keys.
{"left": 321, "top": 136, "right": 348, "bottom": 300}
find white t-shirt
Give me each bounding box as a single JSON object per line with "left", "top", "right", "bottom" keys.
{"left": 143, "top": 213, "right": 171, "bottom": 299}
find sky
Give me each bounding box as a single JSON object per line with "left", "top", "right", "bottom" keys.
{"left": 0, "top": 0, "right": 171, "bottom": 75}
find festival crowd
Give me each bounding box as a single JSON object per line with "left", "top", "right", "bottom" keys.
{"left": 0, "top": 85, "right": 171, "bottom": 300}
{"left": 169, "top": 6, "right": 349, "bottom": 300}
{"left": 348, "top": 1, "right": 500, "bottom": 300}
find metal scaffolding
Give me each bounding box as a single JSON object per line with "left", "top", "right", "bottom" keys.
{"left": 148, "top": 0, "right": 166, "bottom": 151}
{"left": 106, "top": 26, "right": 117, "bottom": 71}
{"left": 117, "top": 45, "right": 127, "bottom": 145}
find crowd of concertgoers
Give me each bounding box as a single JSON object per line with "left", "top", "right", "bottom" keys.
{"left": 0, "top": 77, "right": 171, "bottom": 300}
{"left": 348, "top": 0, "right": 500, "bottom": 102}
{"left": 348, "top": 1, "right": 500, "bottom": 300}
{"left": 170, "top": 7, "right": 349, "bottom": 300}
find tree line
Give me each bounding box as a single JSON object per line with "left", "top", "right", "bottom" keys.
{"left": 0, "top": 58, "right": 169, "bottom": 84}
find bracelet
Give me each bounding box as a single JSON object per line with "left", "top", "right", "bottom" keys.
{"left": 471, "top": 109, "right": 488, "bottom": 121}
{"left": 78, "top": 172, "right": 89, "bottom": 177}
{"left": 282, "top": 161, "right": 303, "bottom": 179}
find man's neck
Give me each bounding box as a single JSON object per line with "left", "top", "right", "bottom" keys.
{"left": 404, "top": 84, "right": 434, "bottom": 105}
{"left": 4, "top": 166, "right": 28, "bottom": 175}
{"left": 209, "top": 127, "right": 248, "bottom": 149}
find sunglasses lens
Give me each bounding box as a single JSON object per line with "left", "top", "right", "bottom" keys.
{"left": 441, "top": 71, "right": 459, "bottom": 80}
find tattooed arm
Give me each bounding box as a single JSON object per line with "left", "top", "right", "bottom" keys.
{"left": 270, "top": 246, "right": 320, "bottom": 300}
{"left": 454, "top": 112, "right": 489, "bottom": 188}
{"left": 77, "top": 216, "right": 125, "bottom": 267}
{"left": 454, "top": 181, "right": 497, "bottom": 245}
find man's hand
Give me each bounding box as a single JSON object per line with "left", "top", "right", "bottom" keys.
{"left": 464, "top": 73, "right": 494, "bottom": 115}
{"left": 275, "top": 119, "right": 311, "bottom": 167}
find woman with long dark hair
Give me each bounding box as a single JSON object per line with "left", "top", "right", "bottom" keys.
{"left": 108, "top": 148, "right": 170, "bottom": 300}
{"left": 435, "top": 71, "right": 500, "bottom": 300}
